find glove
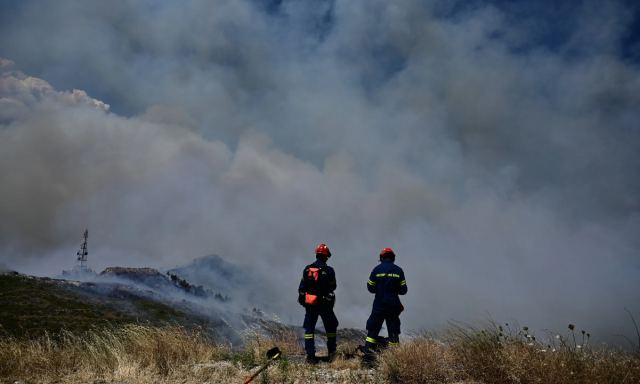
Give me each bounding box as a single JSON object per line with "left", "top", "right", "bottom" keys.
{"left": 324, "top": 292, "right": 336, "bottom": 307}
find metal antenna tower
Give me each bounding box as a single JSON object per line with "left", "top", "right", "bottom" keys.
{"left": 76, "top": 229, "right": 89, "bottom": 271}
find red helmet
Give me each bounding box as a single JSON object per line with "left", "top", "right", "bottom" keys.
{"left": 315, "top": 243, "right": 331, "bottom": 257}
{"left": 380, "top": 247, "right": 395, "bottom": 258}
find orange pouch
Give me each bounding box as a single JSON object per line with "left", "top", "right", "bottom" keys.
{"left": 305, "top": 294, "right": 318, "bottom": 305}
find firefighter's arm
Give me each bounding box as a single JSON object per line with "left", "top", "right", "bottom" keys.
{"left": 398, "top": 269, "right": 407, "bottom": 295}
{"left": 367, "top": 269, "right": 377, "bottom": 293}
{"left": 298, "top": 268, "right": 307, "bottom": 294}
{"left": 328, "top": 268, "right": 337, "bottom": 292}
{"left": 298, "top": 268, "right": 307, "bottom": 305}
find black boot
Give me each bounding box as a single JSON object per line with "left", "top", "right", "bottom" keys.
{"left": 388, "top": 333, "right": 399, "bottom": 347}
{"left": 306, "top": 354, "right": 319, "bottom": 365}
{"left": 361, "top": 341, "right": 377, "bottom": 368}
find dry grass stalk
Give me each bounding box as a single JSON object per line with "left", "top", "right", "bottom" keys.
{"left": 0, "top": 324, "right": 226, "bottom": 382}
{"left": 443, "top": 324, "right": 640, "bottom": 384}
{"left": 378, "top": 338, "right": 461, "bottom": 383}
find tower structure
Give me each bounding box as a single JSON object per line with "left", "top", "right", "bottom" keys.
{"left": 75, "top": 229, "right": 89, "bottom": 273}
{"left": 61, "top": 228, "right": 95, "bottom": 278}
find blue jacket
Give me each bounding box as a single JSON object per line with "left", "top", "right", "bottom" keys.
{"left": 367, "top": 260, "right": 407, "bottom": 310}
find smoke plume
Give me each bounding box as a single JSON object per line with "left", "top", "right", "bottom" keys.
{"left": 0, "top": 0, "right": 639, "bottom": 340}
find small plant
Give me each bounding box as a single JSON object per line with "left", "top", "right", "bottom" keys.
{"left": 625, "top": 308, "right": 640, "bottom": 354}
{"left": 232, "top": 348, "right": 258, "bottom": 369}
{"left": 259, "top": 367, "right": 270, "bottom": 384}
{"left": 277, "top": 356, "right": 291, "bottom": 382}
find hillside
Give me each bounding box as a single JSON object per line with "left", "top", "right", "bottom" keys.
{"left": 0, "top": 265, "right": 364, "bottom": 347}
{"left": 0, "top": 272, "right": 205, "bottom": 338}
{"left": 167, "top": 254, "right": 244, "bottom": 298}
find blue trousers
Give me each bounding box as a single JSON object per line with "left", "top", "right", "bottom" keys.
{"left": 303, "top": 306, "right": 338, "bottom": 356}
{"left": 365, "top": 306, "right": 401, "bottom": 357}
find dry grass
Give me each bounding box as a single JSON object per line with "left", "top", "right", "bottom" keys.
{"left": 242, "top": 324, "right": 305, "bottom": 359}
{"left": 379, "top": 324, "right": 640, "bottom": 384}
{"left": 0, "top": 324, "right": 377, "bottom": 384}
{"left": 1, "top": 323, "right": 639, "bottom": 384}
{"left": 0, "top": 325, "right": 230, "bottom": 383}
{"left": 379, "top": 337, "right": 462, "bottom": 383}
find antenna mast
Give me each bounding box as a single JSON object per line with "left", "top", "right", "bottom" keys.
{"left": 76, "top": 229, "right": 89, "bottom": 271}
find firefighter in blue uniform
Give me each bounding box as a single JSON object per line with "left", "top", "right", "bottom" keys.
{"left": 298, "top": 243, "right": 338, "bottom": 364}
{"left": 363, "top": 247, "right": 407, "bottom": 365}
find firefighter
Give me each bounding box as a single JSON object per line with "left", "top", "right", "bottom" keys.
{"left": 298, "top": 243, "right": 338, "bottom": 364}
{"left": 363, "top": 247, "right": 407, "bottom": 366}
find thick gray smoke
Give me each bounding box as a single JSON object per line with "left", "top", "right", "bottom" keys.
{"left": 0, "top": 0, "right": 639, "bottom": 341}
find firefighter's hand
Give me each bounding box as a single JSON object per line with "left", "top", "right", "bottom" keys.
{"left": 326, "top": 292, "right": 336, "bottom": 308}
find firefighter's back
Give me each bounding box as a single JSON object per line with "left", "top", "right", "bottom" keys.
{"left": 302, "top": 260, "right": 335, "bottom": 298}
{"left": 371, "top": 261, "right": 406, "bottom": 310}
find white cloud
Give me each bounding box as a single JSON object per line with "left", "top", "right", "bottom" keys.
{"left": 0, "top": 64, "right": 108, "bottom": 122}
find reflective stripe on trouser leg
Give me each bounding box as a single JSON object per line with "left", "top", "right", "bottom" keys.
{"left": 388, "top": 333, "right": 399, "bottom": 346}
{"left": 365, "top": 311, "right": 384, "bottom": 349}
{"left": 363, "top": 337, "right": 377, "bottom": 363}
{"left": 320, "top": 309, "right": 339, "bottom": 354}
{"left": 304, "top": 333, "right": 315, "bottom": 356}
{"left": 326, "top": 332, "right": 337, "bottom": 353}
{"left": 303, "top": 309, "right": 320, "bottom": 356}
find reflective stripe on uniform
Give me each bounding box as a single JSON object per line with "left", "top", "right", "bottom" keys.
{"left": 388, "top": 341, "right": 399, "bottom": 346}
{"left": 367, "top": 280, "right": 376, "bottom": 286}
{"left": 376, "top": 273, "right": 401, "bottom": 278}
{"left": 400, "top": 280, "right": 406, "bottom": 286}
{"left": 326, "top": 333, "right": 336, "bottom": 338}
{"left": 365, "top": 336, "right": 377, "bottom": 344}
{"left": 304, "top": 333, "right": 315, "bottom": 339}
